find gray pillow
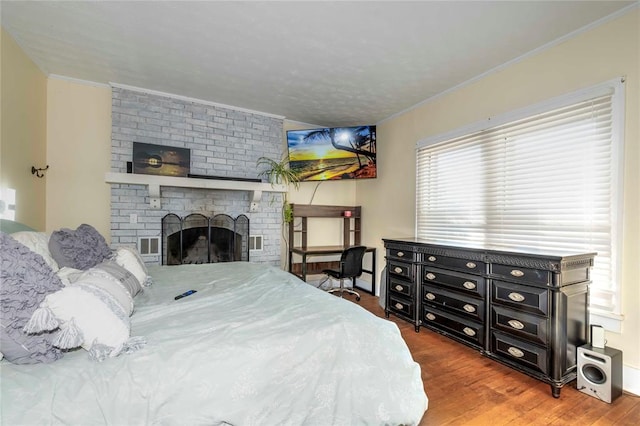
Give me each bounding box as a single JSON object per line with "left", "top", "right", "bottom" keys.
{"left": 49, "top": 224, "right": 112, "bottom": 270}
{"left": 93, "top": 260, "right": 143, "bottom": 298}
{"left": 0, "top": 233, "right": 64, "bottom": 364}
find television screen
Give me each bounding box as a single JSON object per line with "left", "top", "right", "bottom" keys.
{"left": 286, "top": 125, "right": 377, "bottom": 181}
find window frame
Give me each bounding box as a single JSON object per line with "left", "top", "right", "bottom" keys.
{"left": 415, "top": 78, "right": 626, "bottom": 330}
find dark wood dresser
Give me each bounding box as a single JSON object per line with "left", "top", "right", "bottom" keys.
{"left": 383, "top": 237, "right": 595, "bottom": 397}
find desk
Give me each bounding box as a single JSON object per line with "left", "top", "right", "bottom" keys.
{"left": 288, "top": 245, "right": 376, "bottom": 295}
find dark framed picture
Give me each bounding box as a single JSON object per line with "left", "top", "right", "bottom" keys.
{"left": 132, "top": 142, "right": 191, "bottom": 177}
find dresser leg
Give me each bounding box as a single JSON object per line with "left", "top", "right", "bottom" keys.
{"left": 415, "top": 325, "right": 420, "bottom": 333}
{"left": 551, "top": 384, "right": 561, "bottom": 398}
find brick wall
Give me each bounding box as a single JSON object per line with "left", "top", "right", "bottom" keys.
{"left": 109, "top": 87, "right": 284, "bottom": 265}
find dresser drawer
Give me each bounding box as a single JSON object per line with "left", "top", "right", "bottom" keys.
{"left": 423, "top": 285, "right": 484, "bottom": 322}
{"left": 422, "top": 267, "right": 485, "bottom": 298}
{"left": 388, "top": 294, "right": 414, "bottom": 319}
{"left": 389, "top": 276, "right": 414, "bottom": 299}
{"left": 423, "top": 253, "right": 485, "bottom": 274}
{"left": 491, "top": 305, "right": 549, "bottom": 346}
{"left": 422, "top": 306, "right": 484, "bottom": 348}
{"left": 491, "top": 331, "right": 549, "bottom": 375}
{"left": 491, "top": 263, "right": 551, "bottom": 286}
{"left": 388, "top": 259, "right": 414, "bottom": 281}
{"left": 387, "top": 247, "right": 417, "bottom": 262}
{"left": 492, "top": 280, "right": 549, "bottom": 316}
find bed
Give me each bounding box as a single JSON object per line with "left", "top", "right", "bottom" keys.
{"left": 0, "top": 223, "right": 428, "bottom": 425}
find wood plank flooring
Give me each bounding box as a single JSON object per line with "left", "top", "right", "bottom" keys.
{"left": 351, "top": 291, "right": 640, "bottom": 425}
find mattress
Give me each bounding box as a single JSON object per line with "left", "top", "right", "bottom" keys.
{"left": 1, "top": 262, "right": 427, "bottom": 425}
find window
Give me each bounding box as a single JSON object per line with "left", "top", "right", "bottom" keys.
{"left": 416, "top": 78, "right": 624, "bottom": 320}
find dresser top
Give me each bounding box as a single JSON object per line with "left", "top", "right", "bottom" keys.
{"left": 383, "top": 236, "right": 596, "bottom": 262}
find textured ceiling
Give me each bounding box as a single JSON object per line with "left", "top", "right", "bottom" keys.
{"left": 1, "top": 1, "right": 635, "bottom": 126}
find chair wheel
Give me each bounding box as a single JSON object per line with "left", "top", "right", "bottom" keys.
{"left": 356, "top": 296, "right": 361, "bottom": 301}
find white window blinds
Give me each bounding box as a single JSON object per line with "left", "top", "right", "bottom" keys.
{"left": 416, "top": 79, "right": 624, "bottom": 315}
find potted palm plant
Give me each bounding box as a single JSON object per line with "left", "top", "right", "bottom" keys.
{"left": 257, "top": 156, "right": 299, "bottom": 223}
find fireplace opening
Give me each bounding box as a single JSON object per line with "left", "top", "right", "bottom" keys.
{"left": 162, "top": 213, "right": 249, "bottom": 265}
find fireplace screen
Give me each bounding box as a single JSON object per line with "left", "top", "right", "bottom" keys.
{"left": 162, "top": 213, "right": 249, "bottom": 265}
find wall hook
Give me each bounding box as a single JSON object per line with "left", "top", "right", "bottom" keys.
{"left": 31, "top": 165, "right": 49, "bottom": 178}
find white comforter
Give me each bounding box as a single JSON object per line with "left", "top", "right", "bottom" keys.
{"left": 1, "top": 262, "right": 427, "bottom": 425}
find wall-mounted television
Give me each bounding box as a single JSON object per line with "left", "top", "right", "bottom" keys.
{"left": 286, "top": 125, "right": 376, "bottom": 181}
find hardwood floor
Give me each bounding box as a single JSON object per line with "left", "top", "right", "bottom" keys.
{"left": 351, "top": 291, "right": 640, "bottom": 425}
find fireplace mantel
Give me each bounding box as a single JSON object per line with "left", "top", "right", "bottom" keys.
{"left": 105, "top": 172, "right": 287, "bottom": 209}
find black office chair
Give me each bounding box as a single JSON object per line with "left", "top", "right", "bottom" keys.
{"left": 319, "top": 246, "right": 367, "bottom": 301}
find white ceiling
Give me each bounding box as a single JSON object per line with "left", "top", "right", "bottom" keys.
{"left": 1, "top": 1, "right": 635, "bottom": 126}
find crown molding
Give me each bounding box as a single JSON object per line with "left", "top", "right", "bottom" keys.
{"left": 109, "top": 82, "right": 285, "bottom": 120}
{"left": 48, "top": 74, "right": 110, "bottom": 88}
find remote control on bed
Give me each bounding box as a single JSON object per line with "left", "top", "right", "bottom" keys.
{"left": 174, "top": 289, "right": 197, "bottom": 300}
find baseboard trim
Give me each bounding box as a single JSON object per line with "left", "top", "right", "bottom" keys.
{"left": 624, "top": 364, "right": 640, "bottom": 396}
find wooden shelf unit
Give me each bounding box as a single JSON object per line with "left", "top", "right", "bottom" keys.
{"left": 287, "top": 204, "right": 376, "bottom": 295}
{"left": 288, "top": 204, "right": 361, "bottom": 249}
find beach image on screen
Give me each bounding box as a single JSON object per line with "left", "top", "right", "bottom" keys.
{"left": 287, "top": 126, "right": 377, "bottom": 181}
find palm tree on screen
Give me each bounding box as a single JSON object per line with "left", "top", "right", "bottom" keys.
{"left": 302, "top": 126, "right": 376, "bottom": 168}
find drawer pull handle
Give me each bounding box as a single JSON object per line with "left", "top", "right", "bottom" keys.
{"left": 395, "top": 302, "right": 404, "bottom": 310}
{"left": 426, "top": 273, "right": 436, "bottom": 280}
{"left": 510, "top": 269, "right": 525, "bottom": 277}
{"left": 508, "top": 346, "right": 525, "bottom": 358}
{"left": 508, "top": 292, "right": 525, "bottom": 302}
{"left": 394, "top": 285, "right": 404, "bottom": 291}
{"left": 428, "top": 256, "right": 436, "bottom": 262}
{"left": 394, "top": 267, "right": 403, "bottom": 274}
{"left": 466, "top": 262, "right": 477, "bottom": 269}
{"left": 508, "top": 319, "right": 525, "bottom": 330}
{"left": 397, "top": 251, "right": 405, "bottom": 257}
{"left": 425, "top": 313, "right": 436, "bottom": 321}
{"left": 463, "top": 327, "right": 476, "bottom": 336}
{"left": 463, "top": 281, "right": 476, "bottom": 290}
{"left": 425, "top": 292, "right": 436, "bottom": 300}
{"left": 463, "top": 304, "right": 476, "bottom": 313}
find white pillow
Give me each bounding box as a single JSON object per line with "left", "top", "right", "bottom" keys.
{"left": 56, "top": 267, "right": 84, "bottom": 286}
{"left": 25, "top": 282, "right": 130, "bottom": 354}
{"left": 113, "top": 247, "right": 152, "bottom": 287}
{"left": 10, "top": 232, "right": 59, "bottom": 272}
{"left": 78, "top": 269, "right": 134, "bottom": 316}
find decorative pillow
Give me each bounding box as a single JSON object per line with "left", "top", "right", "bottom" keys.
{"left": 113, "top": 246, "right": 153, "bottom": 287}
{"left": 0, "top": 233, "right": 64, "bottom": 364}
{"left": 79, "top": 263, "right": 137, "bottom": 315}
{"left": 10, "top": 231, "right": 59, "bottom": 272}
{"left": 56, "top": 266, "right": 84, "bottom": 286}
{"left": 92, "top": 260, "right": 142, "bottom": 299}
{"left": 48, "top": 224, "right": 112, "bottom": 270}
{"left": 24, "top": 280, "right": 145, "bottom": 361}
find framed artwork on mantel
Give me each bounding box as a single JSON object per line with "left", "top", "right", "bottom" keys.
{"left": 132, "top": 142, "right": 191, "bottom": 177}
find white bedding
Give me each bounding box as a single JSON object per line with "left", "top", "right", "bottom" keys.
{"left": 1, "top": 262, "right": 427, "bottom": 425}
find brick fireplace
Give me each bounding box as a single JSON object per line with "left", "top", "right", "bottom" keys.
{"left": 108, "top": 85, "right": 285, "bottom": 266}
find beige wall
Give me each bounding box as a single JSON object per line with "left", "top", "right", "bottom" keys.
{"left": 358, "top": 10, "right": 640, "bottom": 373}
{"left": 45, "top": 78, "right": 112, "bottom": 239}
{"left": 0, "top": 28, "right": 47, "bottom": 229}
